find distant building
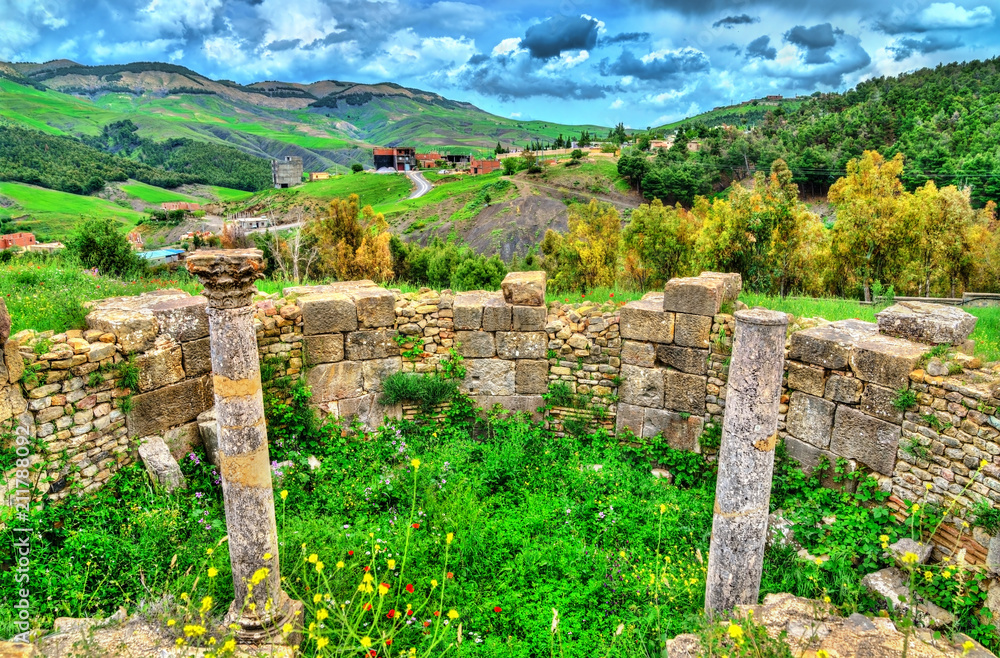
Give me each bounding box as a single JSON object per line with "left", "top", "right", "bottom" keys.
{"left": 26, "top": 242, "right": 65, "bottom": 254}
{"left": 0, "top": 232, "right": 37, "bottom": 249}
{"left": 765, "top": 94, "right": 783, "bottom": 101}
{"left": 686, "top": 140, "right": 702, "bottom": 153}
{"left": 233, "top": 217, "right": 271, "bottom": 231}
{"left": 471, "top": 158, "right": 502, "bottom": 175}
{"left": 445, "top": 154, "right": 472, "bottom": 167}
{"left": 161, "top": 202, "right": 202, "bottom": 211}
{"left": 137, "top": 248, "right": 186, "bottom": 265}
{"left": 373, "top": 148, "right": 416, "bottom": 172}
{"left": 272, "top": 156, "right": 304, "bottom": 188}
{"left": 650, "top": 138, "right": 674, "bottom": 150}
{"left": 126, "top": 230, "right": 144, "bottom": 250}
{"left": 415, "top": 153, "right": 441, "bottom": 169}
{"left": 309, "top": 172, "right": 331, "bottom": 181}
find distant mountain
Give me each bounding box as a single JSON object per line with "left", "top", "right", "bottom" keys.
{"left": 0, "top": 60, "right": 605, "bottom": 171}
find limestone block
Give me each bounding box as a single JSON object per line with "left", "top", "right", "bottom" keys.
{"left": 470, "top": 395, "right": 545, "bottom": 422}
{"left": 620, "top": 298, "right": 674, "bottom": 343}
{"left": 824, "top": 374, "right": 863, "bottom": 404}
{"left": 859, "top": 383, "right": 904, "bottom": 423}
{"left": 642, "top": 408, "right": 703, "bottom": 451}
{"left": 460, "top": 359, "right": 515, "bottom": 396}
{"left": 788, "top": 319, "right": 876, "bottom": 369}
{"left": 333, "top": 394, "right": 402, "bottom": 431}
{"left": 482, "top": 292, "right": 512, "bottom": 331}
{"left": 876, "top": 301, "right": 977, "bottom": 345}
{"left": 849, "top": 335, "right": 928, "bottom": 390}
{"left": 307, "top": 361, "right": 364, "bottom": 403}
{"left": 345, "top": 329, "right": 398, "bottom": 360}
{"left": 662, "top": 275, "right": 725, "bottom": 316}
{"left": 620, "top": 364, "right": 664, "bottom": 408}
{"left": 128, "top": 377, "right": 212, "bottom": 438}
{"left": 0, "top": 297, "right": 9, "bottom": 345}
{"left": 512, "top": 305, "right": 547, "bottom": 331}
{"left": 87, "top": 342, "right": 115, "bottom": 363}
{"left": 785, "top": 391, "right": 836, "bottom": 449}
{"left": 5, "top": 340, "right": 23, "bottom": 384}
{"left": 362, "top": 357, "right": 402, "bottom": 392}
{"left": 830, "top": 405, "right": 901, "bottom": 475}
{"left": 197, "top": 408, "right": 220, "bottom": 467}
{"left": 136, "top": 341, "right": 184, "bottom": 392}
{"left": 699, "top": 272, "right": 743, "bottom": 303}
{"left": 351, "top": 287, "right": 396, "bottom": 328}
{"left": 663, "top": 370, "right": 707, "bottom": 415}
{"left": 137, "top": 435, "right": 185, "bottom": 492}
{"left": 655, "top": 345, "right": 708, "bottom": 375}
{"left": 673, "top": 313, "right": 712, "bottom": 349}
{"left": 304, "top": 334, "right": 344, "bottom": 364}
{"left": 787, "top": 361, "right": 826, "bottom": 397}
{"left": 616, "top": 403, "right": 645, "bottom": 438}
{"left": 181, "top": 337, "right": 212, "bottom": 377}
{"left": 515, "top": 359, "right": 549, "bottom": 394}
{"left": 453, "top": 292, "right": 487, "bottom": 330}
{"left": 162, "top": 422, "right": 202, "bottom": 462}
{"left": 782, "top": 436, "right": 857, "bottom": 491}
{"left": 150, "top": 295, "right": 209, "bottom": 342}
{"left": 622, "top": 340, "right": 656, "bottom": 367}
{"left": 496, "top": 331, "right": 547, "bottom": 360}
{"left": 501, "top": 271, "right": 546, "bottom": 306}
{"left": 299, "top": 293, "right": 358, "bottom": 335}
{"left": 85, "top": 307, "right": 158, "bottom": 353}
{"left": 456, "top": 331, "right": 496, "bottom": 358}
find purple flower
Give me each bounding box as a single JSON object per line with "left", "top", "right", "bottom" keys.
{"left": 195, "top": 492, "right": 203, "bottom": 499}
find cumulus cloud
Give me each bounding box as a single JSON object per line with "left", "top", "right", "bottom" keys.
{"left": 141, "top": 0, "right": 223, "bottom": 35}
{"left": 757, "top": 31, "right": 871, "bottom": 87}
{"left": 784, "top": 23, "right": 844, "bottom": 64}
{"left": 599, "top": 31, "right": 650, "bottom": 45}
{"left": 599, "top": 47, "right": 710, "bottom": 80}
{"left": 521, "top": 14, "right": 600, "bottom": 59}
{"left": 713, "top": 14, "right": 759, "bottom": 28}
{"left": 877, "top": 2, "right": 994, "bottom": 33}
{"left": 746, "top": 35, "right": 777, "bottom": 60}
{"left": 458, "top": 48, "right": 609, "bottom": 100}
{"left": 888, "top": 33, "right": 965, "bottom": 60}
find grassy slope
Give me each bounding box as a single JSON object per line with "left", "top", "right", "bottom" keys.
{"left": 225, "top": 173, "right": 415, "bottom": 215}
{"left": 210, "top": 185, "right": 255, "bottom": 202}
{"left": 657, "top": 99, "right": 804, "bottom": 130}
{"left": 0, "top": 182, "right": 146, "bottom": 239}
{"left": 120, "top": 181, "right": 201, "bottom": 204}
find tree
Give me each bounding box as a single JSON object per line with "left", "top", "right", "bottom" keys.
{"left": 68, "top": 216, "right": 144, "bottom": 277}
{"left": 622, "top": 199, "right": 699, "bottom": 290}
{"left": 351, "top": 163, "right": 364, "bottom": 174}
{"left": 502, "top": 158, "right": 519, "bottom": 176}
{"left": 617, "top": 153, "right": 650, "bottom": 192}
{"left": 304, "top": 194, "right": 394, "bottom": 282}
{"left": 552, "top": 200, "right": 622, "bottom": 291}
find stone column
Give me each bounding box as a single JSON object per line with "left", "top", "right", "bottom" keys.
{"left": 187, "top": 249, "right": 302, "bottom": 643}
{"left": 705, "top": 308, "right": 787, "bottom": 614}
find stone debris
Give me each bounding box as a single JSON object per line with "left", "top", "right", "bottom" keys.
{"left": 136, "top": 435, "right": 185, "bottom": 492}
{"left": 862, "top": 567, "right": 956, "bottom": 629}
{"left": 877, "top": 301, "right": 978, "bottom": 345}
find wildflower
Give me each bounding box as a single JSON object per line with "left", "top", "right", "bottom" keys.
{"left": 964, "top": 640, "right": 976, "bottom": 655}
{"left": 823, "top": 596, "right": 831, "bottom": 603}
{"left": 379, "top": 583, "right": 391, "bottom": 595}
{"left": 386, "top": 639, "right": 393, "bottom": 646}
{"left": 317, "top": 609, "right": 329, "bottom": 621}
{"left": 817, "top": 651, "right": 830, "bottom": 658}
{"left": 184, "top": 624, "right": 207, "bottom": 637}
{"left": 387, "top": 609, "right": 396, "bottom": 618}
{"left": 902, "top": 552, "right": 920, "bottom": 565}
{"left": 263, "top": 553, "right": 272, "bottom": 560}
{"left": 336, "top": 561, "right": 345, "bottom": 569}
{"left": 360, "top": 636, "right": 372, "bottom": 648}
{"left": 447, "top": 532, "right": 454, "bottom": 544}
{"left": 206, "top": 548, "right": 214, "bottom": 556}
{"left": 447, "top": 609, "right": 460, "bottom": 620}
{"left": 364, "top": 603, "right": 373, "bottom": 611}
{"left": 727, "top": 623, "right": 744, "bottom": 642}
{"left": 282, "top": 623, "right": 293, "bottom": 635}
{"left": 316, "top": 561, "right": 324, "bottom": 573}
{"left": 388, "top": 559, "right": 396, "bottom": 570}
{"left": 446, "top": 572, "right": 454, "bottom": 579}
{"left": 348, "top": 550, "right": 354, "bottom": 556}
{"left": 925, "top": 483, "right": 933, "bottom": 490}
{"left": 659, "top": 504, "right": 666, "bottom": 514}
{"left": 308, "top": 554, "right": 319, "bottom": 564}
{"left": 222, "top": 639, "right": 236, "bottom": 652}
{"left": 167, "top": 619, "right": 176, "bottom": 627}
{"left": 434, "top": 611, "right": 441, "bottom": 616}
{"left": 982, "top": 459, "right": 989, "bottom": 468}
{"left": 924, "top": 570, "right": 933, "bottom": 580}
{"left": 815, "top": 558, "right": 823, "bottom": 566}
{"left": 431, "top": 579, "right": 438, "bottom": 588}
{"left": 879, "top": 535, "right": 889, "bottom": 543}
{"left": 411, "top": 458, "right": 421, "bottom": 470}
{"left": 406, "top": 584, "right": 414, "bottom": 593}
{"left": 280, "top": 490, "right": 288, "bottom": 500}
{"left": 412, "top": 523, "right": 420, "bottom": 529}
{"left": 251, "top": 568, "right": 269, "bottom": 585}
{"left": 200, "top": 596, "right": 213, "bottom": 614}
{"left": 208, "top": 567, "right": 218, "bottom": 578}
{"left": 943, "top": 570, "right": 952, "bottom": 579}
{"left": 314, "top": 594, "right": 323, "bottom": 603}
{"left": 316, "top": 637, "right": 329, "bottom": 649}
{"left": 912, "top": 504, "right": 920, "bottom": 512}
{"left": 494, "top": 606, "right": 502, "bottom": 613}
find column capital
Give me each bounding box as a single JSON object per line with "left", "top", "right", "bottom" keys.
{"left": 186, "top": 249, "right": 265, "bottom": 309}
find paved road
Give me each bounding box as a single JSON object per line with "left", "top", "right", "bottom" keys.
{"left": 406, "top": 171, "right": 432, "bottom": 199}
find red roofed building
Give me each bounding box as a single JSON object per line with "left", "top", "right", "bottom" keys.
{"left": 471, "top": 158, "right": 502, "bottom": 175}
{"left": 0, "top": 232, "right": 36, "bottom": 249}
{"left": 162, "top": 202, "right": 202, "bottom": 211}
{"left": 373, "top": 147, "right": 417, "bottom": 171}
{"left": 415, "top": 153, "right": 441, "bottom": 169}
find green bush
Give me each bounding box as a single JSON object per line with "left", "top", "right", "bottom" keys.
{"left": 380, "top": 372, "right": 459, "bottom": 411}
{"left": 68, "top": 216, "right": 146, "bottom": 278}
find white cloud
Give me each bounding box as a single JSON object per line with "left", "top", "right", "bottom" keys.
{"left": 492, "top": 37, "right": 524, "bottom": 57}
{"left": 91, "top": 37, "right": 184, "bottom": 62}
{"left": 910, "top": 2, "right": 993, "bottom": 30}
{"left": 609, "top": 98, "right": 624, "bottom": 109}
{"left": 142, "top": 0, "right": 222, "bottom": 35}
{"left": 541, "top": 49, "right": 589, "bottom": 73}
{"left": 360, "top": 29, "right": 476, "bottom": 78}
{"left": 509, "top": 111, "right": 521, "bottom": 118}
{"left": 0, "top": 1, "right": 68, "bottom": 60}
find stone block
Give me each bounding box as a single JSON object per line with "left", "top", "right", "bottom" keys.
{"left": 496, "top": 331, "right": 547, "bottom": 360}
{"left": 197, "top": 409, "right": 220, "bottom": 466}
{"left": 620, "top": 299, "right": 674, "bottom": 343}
{"left": 788, "top": 319, "right": 876, "bottom": 369}
{"left": 85, "top": 307, "right": 158, "bottom": 354}
{"left": 181, "top": 337, "right": 212, "bottom": 377}
{"left": 876, "top": 301, "right": 977, "bottom": 345}
{"left": 663, "top": 370, "right": 706, "bottom": 415}
{"left": 362, "top": 357, "right": 402, "bottom": 392}
{"left": 699, "top": 272, "right": 742, "bottom": 303}
{"left": 782, "top": 435, "right": 857, "bottom": 492}
{"left": 162, "top": 422, "right": 202, "bottom": 462}
{"left": 515, "top": 360, "right": 549, "bottom": 394}
{"left": 332, "top": 394, "right": 402, "bottom": 431}
{"left": 830, "top": 405, "right": 901, "bottom": 475}
{"left": 482, "top": 293, "right": 512, "bottom": 332}
{"left": 616, "top": 403, "right": 645, "bottom": 438}
{"left": 849, "top": 335, "right": 928, "bottom": 390}
{"left": 453, "top": 292, "right": 486, "bottom": 330}
{"left": 824, "top": 374, "right": 863, "bottom": 404}
{"left": 860, "top": 383, "right": 905, "bottom": 424}
{"left": 87, "top": 342, "right": 115, "bottom": 363}
{"left": 129, "top": 377, "right": 212, "bottom": 439}
{"left": 299, "top": 293, "right": 358, "bottom": 335}
{"left": 5, "top": 340, "right": 23, "bottom": 384}
{"left": 150, "top": 295, "right": 209, "bottom": 342}
{"left": 455, "top": 331, "right": 495, "bottom": 358}
{"left": 345, "top": 329, "right": 398, "bottom": 360}
{"left": 655, "top": 345, "right": 708, "bottom": 375}
{"left": 512, "top": 305, "right": 546, "bottom": 331}
{"left": 138, "top": 435, "right": 185, "bottom": 492}
{"left": 642, "top": 408, "right": 703, "bottom": 451}
{"left": 673, "top": 313, "right": 712, "bottom": 349}
{"left": 470, "top": 395, "right": 545, "bottom": 422}
{"left": 460, "top": 359, "right": 515, "bottom": 396}
{"left": 0, "top": 296, "right": 8, "bottom": 345}
{"left": 304, "top": 334, "right": 344, "bottom": 364}
{"left": 501, "top": 271, "right": 546, "bottom": 306}
{"left": 307, "top": 361, "right": 364, "bottom": 403}
{"left": 621, "top": 340, "right": 655, "bottom": 367}
{"left": 785, "top": 391, "right": 835, "bottom": 448}
{"left": 351, "top": 287, "right": 396, "bottom": 328}
{"left": 662, "top": 275, "right": 725, "bottom": 316}
{"left": 135, "top": 341, "right": 184, "bottom": 392}
{"left": 787, "top": 361, "right": 826, "bottom": 397}
{"left": 620, "top": 364, "right": 664, "bottom": 408}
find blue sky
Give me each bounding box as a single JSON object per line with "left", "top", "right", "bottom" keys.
{"left": 3, "top": 0, "right": 999, "bottom": 126}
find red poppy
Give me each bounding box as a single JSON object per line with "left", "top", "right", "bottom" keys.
{"left": 381, "top": 583, "right": 391, "bottom": 591}
{"left": 385, "top": 639, "right": 392, "bottom": 646}
{"left": 407, "top": 609, "right": 415, "bottom": 616}
{"left": 423, "top": 621, "right": 431, "bottom": 627}
{"left": 364, "top": 603, "right": 372, "bottom": 611}
{"left": 494, "top": 606, "right": 502, "bottom": 613}
{"left": 363, "top": 566, "right": 370, "bottom": 572}
{"left": 446, "top": 572, "right": 454, "bottom": 579}
{"left": 412, "top": 523, "right": 420, "bottom": 529}
{"left": 348, "top": 550, "right": 354, "bottom": 556}
{"left": 433, "top": 611, "right": 440, "bottom": 616}
{"left": 405, "top": 584, "right": 414, "bottom": 593}
{"left": 610, "top": 293, "right": 614, "bottom": 298}
{"left": 387, "top": 609, "right": 396, "bottom": 618}
{"left": 368, "top": 651, "right": 377, "bottom": 658}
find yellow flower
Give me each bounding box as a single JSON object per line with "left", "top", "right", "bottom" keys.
{"left": 981, "top": 459, "right": 989, "bottom": 468}
{"left": 659, "top": 504, "right": 666, "bottom": 514}
{"left": 924, "top": 570, "right": 933, "bottom": 580}
{"left": 251, "top": 567, "right": 270, "bottom": 585}
{"left": 727, "top": 623, "right": 744, "bottom": 641}
{"left": 378, "top": 583, "right": 390, "bottom": 596}
{"left": 263, "top": 553, "right": 272, "bottom": 560}
{"left": 388, "top": 559, "right": 396, "bottom": 570}
{"left": 411, "top": 458, "right": 421, "bottom": 469}
{"left": 925, "top": 483, "right": 933, "bottom": 490}
{"left": 964, "top": 640, "right": 975, "bottom": 655}
{"left": 902, "top": 552, "right": 919, "bottom": 565}
{"left": 447, "top": 532, "right": 454, "bottom": 545}
{"left": 208, "top": 567, "right": 219, "bottom": 578}
{"left": 360, "top": 636, "right": 373, "bottom": 648}
{"left": 184, "top": 624, "right": 207, "bottom": 637}
{"left": 280, "top": 490, "right": 288, "bottom": 500}
{"left": 823, "top": 596, "right": 831, "bottom": 603}
{"left": 167, "top": 619, "right": 176, "bottom": 627}
{"left": 282, "top": 623, "right": 293, "bottom": 635}
{"left": 447, "top": 609, "right": 460, "bottom": 620}
{"left": 200, "top": 596, "right": 213, "bottom": 614}
{"left": 315, "top": 561, "right": 324, "bottom": 573}
{"left": 943, "top": 570, "right": 952, "bottom": 579}
{"left": 314, "top": 594, "right": 323, "bottom": 603}
{"left": 431, "top": 579, "right": 438, "bottom": 588}
{"left": 817, "top": 651, "right": 830, "bottom": 658}
{"left": 206, "top": 548, "right": 214, "bottom": 556}
{"left": 815, "top": 558, "right": 823, "bottom": 566}
{"left": 879, "top": 535, "right": 889, "bottom": 543}
{"left": 222, "top": 639, "right": 236, "bottom": 652}
{"left": 619, "top": 551, "right": 627, "bottom": 559}
{"left": 336, "top": 561, "right": 345, "bottom": 569}
{"left": 317, "top": 609, "right": 329, "bottom": 621}
{"left": 912, "top": 504, "right": 920, "bottom": 512}
{"left": 316, "top": 637, "right": 329, "bottom": 649}
{"left": 308, "top": 554, "right": 319, "bottom": 564}
{"left": 180, "top": 593, "right": 189, "bottom": 601}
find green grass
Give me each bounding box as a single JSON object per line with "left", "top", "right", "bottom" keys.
{"left": 209, "top": 185, "right": 255, "bottom": 202}
{"left": 0, "top": 182, "right": 147, "bottom": 241}
{"left": 377, "top": 172, "right": 502, "bottom": 218}
{"left": 120, "top": 181, "right": 200, "bottom": 204}
{"left": 228, "top": 173, "right": 414, "bottom": 214}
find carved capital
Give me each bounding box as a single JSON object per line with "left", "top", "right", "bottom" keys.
{"left": 186, "top": 249, "right": 265, "bottom": 309}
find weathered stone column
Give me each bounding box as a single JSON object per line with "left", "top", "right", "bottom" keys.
{"left": 705, "top": 308, "right": 787, "bottom": 614}
{"left": 187, "top": 249, "right": 302, "bottom": 643}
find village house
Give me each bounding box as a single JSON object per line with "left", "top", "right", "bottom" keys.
{"left": 0, "top": 232, "right": 37, "bottom": 249}
{"left": 272, "top": 156, "right": 304, "bottom": 188}
{"left": 126, "top": 230, "right": 144, "bottom": 250}
{"left": 373, "top": 147, "right": 417, "bottom": 171}
{"left": 415, "top": 152, "right": 441, "bottom": 169}
{"left": 26, "top": 241, "right": 65, "bottom": 253}
{"left": 233, "top": 217, "right": 270, "bottom": 231}
{"left": 470, "top": 158, "right": 502, "bottom": 175}
{"left": 308, "top": 172, "right": 330, "bottom": 181}
{"left": 161, "top": 202, "right": 202, "bottom": 211}
{"left": 137, "top": 248, "right": 185, "bottom": 266}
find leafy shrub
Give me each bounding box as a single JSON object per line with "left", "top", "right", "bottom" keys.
{"left": 893, "top": 388, "right": 917, "bottom": 411}
{"left": 68, "top": 216, "right": 146, "bottom": 278}
{"left": 380, "top": 372, "right": 459, "bottom": 411}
